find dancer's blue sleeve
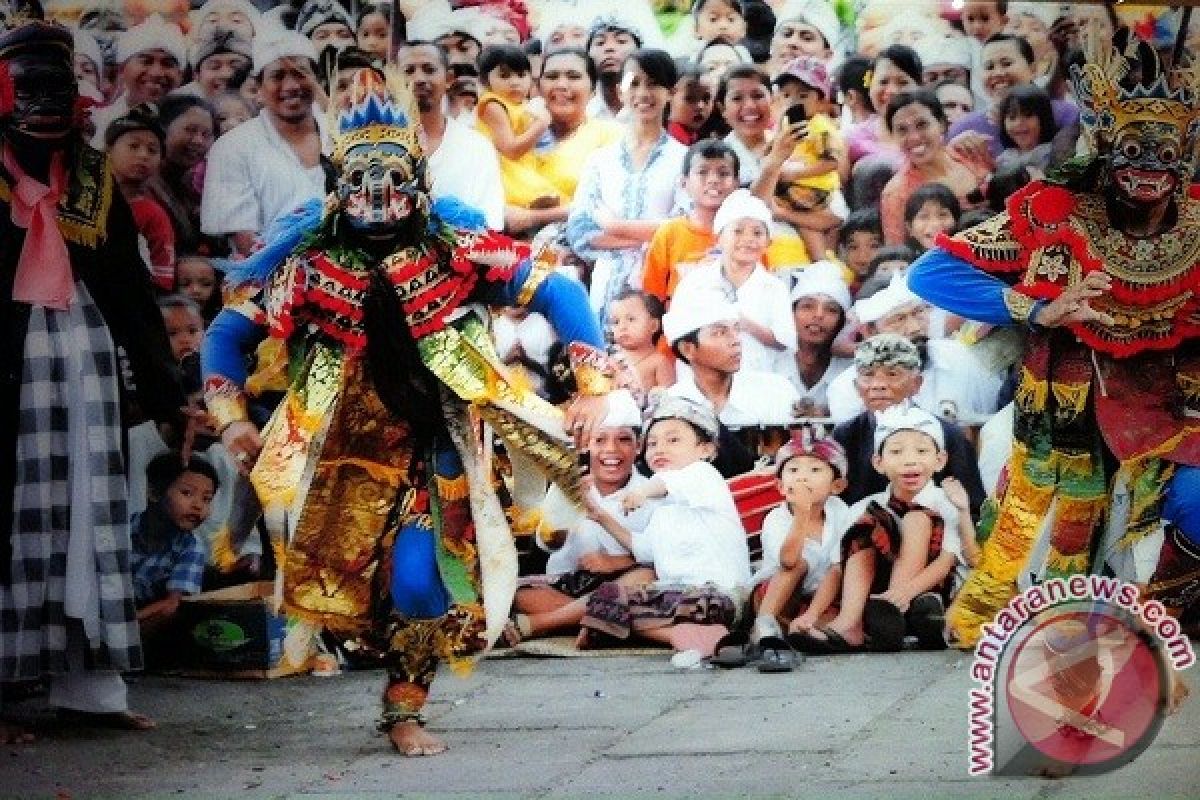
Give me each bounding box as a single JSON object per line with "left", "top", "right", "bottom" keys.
{"left": 201, "top": 308, "right": 265, "bottom": 387}
{"left": 909, "top": 247, "right": 1024, "bottom": 327}
{"left": 483, "top": 259, "right": 605, "bottom": 348}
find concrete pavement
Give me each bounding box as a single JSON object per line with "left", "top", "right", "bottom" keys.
{"left": 3, "top": 649, "right": 1197, "bottom": 799}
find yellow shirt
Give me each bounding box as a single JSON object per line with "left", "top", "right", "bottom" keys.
{"left": 787, "top": 113, "right": 842, "bottom": 194}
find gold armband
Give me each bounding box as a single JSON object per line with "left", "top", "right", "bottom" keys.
{"left": 568, "top": 342, "right": 616, "bottom": 396}
{"left": 204, "top": 377, "right": 250, "bottom": 433}
{"left": 515, "top": 244, "right": 557, "bottom": 306}
{"left": 1003, "top": 289, "right": 1039, "bottom": 326}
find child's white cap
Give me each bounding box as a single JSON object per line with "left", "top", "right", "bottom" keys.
{"left": 600, "top": 389, "right": 643, "bottom": 431}
{"left": 713, "top": 189, "right": 773, "bottom": 236}
{"left": 873, "top": 403, "right": 944, "bottom": 453}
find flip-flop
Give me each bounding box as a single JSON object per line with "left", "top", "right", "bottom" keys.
{"left": 707, "top": 630, "right": 753, "bottom": 668}
{"left": 905, "top": 592, "right": 947, "bottom": 650}
{"left": 787, "top": 627, "right": 865, "bottom": 655}
{"left": 864, "top": 597, "right": 906, "bottom": 652}
{"left": 752, "top": 635, "right": 800, "bottom": 673}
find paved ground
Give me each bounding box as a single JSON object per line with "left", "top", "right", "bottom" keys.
{"left": 2, "top": 648, "right": 1197, "bottom": 799}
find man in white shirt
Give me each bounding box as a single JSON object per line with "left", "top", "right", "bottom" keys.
{"left": 201, "top": 31, "right": 328, "bottom": 256}
{"left": 396, "top": 40, "right": 505, "bottom": 230}
{"left": 89, "top": 16, "right": 186, "bottom": 146}
{"left": 826, "top": 271, "right": 1004, "bottom": 424}
{"left": 663, "top": 289, "right": 800, "bottom": 428}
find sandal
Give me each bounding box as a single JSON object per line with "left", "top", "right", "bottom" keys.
{"left": 864, "top": 597, "right": 906, "bottom": 652}
{"left": 707, "top": 630, "right": 753, "bottom": 668}
{"left": 905, "top": 592, "right": 947, "bottom": 651}
{"left": 751, "top": 635, "right": 800, "bottom": 673}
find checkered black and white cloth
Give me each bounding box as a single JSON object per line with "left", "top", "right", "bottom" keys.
{"left": 1, "top": 284, "right": 142, "bottom": 681}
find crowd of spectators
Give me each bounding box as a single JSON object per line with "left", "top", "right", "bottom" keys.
{"left": 46, "top": 0, "right": 1183, "bottom": 660}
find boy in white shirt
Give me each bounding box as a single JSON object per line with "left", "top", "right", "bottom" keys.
{"left": 578, "top": 396, "right": 752, "bottom": 659}
{"left": 790, "top": 404, "right": 976, "bottom": 654}
{"left": 713, "top": 429, "right": 850, "bottom": 671}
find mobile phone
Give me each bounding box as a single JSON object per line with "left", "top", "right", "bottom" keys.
{"left": 784, "top": 104, "right": 808, "bottom": 127}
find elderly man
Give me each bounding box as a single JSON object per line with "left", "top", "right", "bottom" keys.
{"left": 396, "top": 39, "right": 504, "bottom": 230}
{"left": 88, "top": 14, "right": 186, "bottom": 146}
{"left": 664, "top": 289, "right": 797, "bottom": 476}
{"left": 201, "top": 30, "right": 328, "bottom": 257}
{"left": 832, "top": 334, "right": 986, "bottom": 515}
{"left": 506, "top": 391, "right": 654, "bottom": 643}
{"left": 826, "top": 271, "right": 1004, "bottom": 423}
{"left": 296, "top": 0, "right": 358, "bottom": 55}
{"left": 585, "top": 15, "right": 641, "bottom": 120}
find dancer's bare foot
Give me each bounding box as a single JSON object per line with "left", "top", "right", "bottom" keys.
{"left": 668, "top": 624, "right": 728, "bottom": 658}
{"left": 388, "top": 721, "right": 447, "bottom": 757}
{"left": 56, "top": 708, "right": 156, "bottom": 731}
{"left": 0, "top": 720, "right": 34, "bottom": 744}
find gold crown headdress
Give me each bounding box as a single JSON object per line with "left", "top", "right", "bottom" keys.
{"left": 327, "top": 65, "right": 422, "bottom": 168}
{"left": 1070, "top": 23, "right": 1200, "bottom": 155}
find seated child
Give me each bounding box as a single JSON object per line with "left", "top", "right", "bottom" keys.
{"left": 609, "top": 288, "right": 675, "bottom": 395}
{"left": 577, "top": 396, "right": 753, "bottom": 659}
{"left": 474, "top": 44, "right": 561, "bottom": 209}
{"left": 506, "top": 392, "right": 656, "bottom": 643}
{"left": 105, "top": 104, "right": 175, "bottom": 290}
{"left": 790, "top": 404, "right": 974, "bottom": 654}
{"left": 132, "top": 452, "right": 218, "bottom": 661}
{"left": 769, "top": 56, "right": 845, "bottom": 261}
{"left": 726, "top": 430, "right": 850, "bottom": 671}
{"left": 642, "top": 140, "right": 741, "bottom": 306}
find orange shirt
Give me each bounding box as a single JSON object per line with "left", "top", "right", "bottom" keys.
{"left": 641, "top": 217, "right": 718, "bottom": 306}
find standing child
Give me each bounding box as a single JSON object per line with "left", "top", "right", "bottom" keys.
{"left": 608, "top": 288, "right": 675, "bottom": 394}
{"left": 642, "top": 140, "right": 741, "bottom": 306}
{"left": 474, "top": 44, "right": 562, "bottom": 210}
{"left": 673, "top": 189, "right": 796, "bottom": 374}
{"left": 132, "top": 452, "right": 218, "bottom": 660}
{"left": 356, "top": 3, "right": 391, "bottom": 59}
{"left": 790, "top": 405, "right": 974, "bottom": 653}
{"left": 578, "top": 397, "right": 752, "bottom": 659}
{"left": 692, "top": 0, "right": 749, "bottom": 48}
{"left": 837, "top": 208, "right": 883, "bottom": 293}
{"left": 106, "top": 104, "right": 176, "bottom": 290}
{"left": 904, "top": 183, "right": 961, "bottom": 254}
{"left": 175, "top": 253, "right": 223, "bottom": 322}
{"left": 995, "top": 84, "right": 1058, "bottom": 172}
{"left": 715, "top": 430, "right": 850, "bottom": 671}
{"left": 767, "top": 56, "right": 846, "bottom": 261}
{"left": 666, "top": 62, "right": 715, "bottom": 146}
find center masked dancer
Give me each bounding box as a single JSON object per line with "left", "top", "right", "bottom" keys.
{"left": 202, "top": 66, "right": 613, "bottom": 756}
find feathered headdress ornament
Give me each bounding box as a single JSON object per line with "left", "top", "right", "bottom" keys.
{"left": 327, "top": 65, "right": 422, "bottom": 168}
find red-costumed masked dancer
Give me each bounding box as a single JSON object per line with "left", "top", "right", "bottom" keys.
{"left": 909, "top": 26, "right": 1200, "bottom": 689}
